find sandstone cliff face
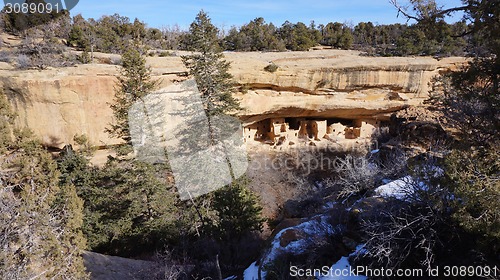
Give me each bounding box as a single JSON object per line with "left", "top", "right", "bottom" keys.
{"left": 0, "top": 49, "right": 466, "bottom": 147}
{"left": 226, "top": 50, "right": 465, "bottom": 124}
{"left": 1, "top": 65, "right": 119, "bottom": 147}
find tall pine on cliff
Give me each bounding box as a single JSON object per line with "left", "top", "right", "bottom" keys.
{"left": 106, "top": 45, "right": 158, "bottom": 155}
{"left": 181, "top": 10, "right": 240, "bottom": 117}
{"left": 181, "top": 12, "right": 263, "bottom": 271}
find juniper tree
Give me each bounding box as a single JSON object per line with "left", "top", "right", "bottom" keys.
{"left": 360, "top": 0, "right": 500, "bottom": 267}
{"left": 0, "top": 93, "right": 88, "bottom": 279}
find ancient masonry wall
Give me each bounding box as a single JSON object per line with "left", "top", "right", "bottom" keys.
{"left": 243, "top": 117, "right": 387, "bottom": 146}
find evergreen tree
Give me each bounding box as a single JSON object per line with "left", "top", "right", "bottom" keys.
{"left": 386, "top": 0, "right": 500, "bottom": 263}
{"left": 106, "top": 46, "right": 158, "bottom": 155}
{"left": 278, "top": 21, "right": 319, "bottom": 51}
{"left": 75, "top": 160, "right": 184, "bottom": 256}
{"left": 0, "top": 93, "right": 88, "bottom": 279}
{"left": 210, "top": 176, "right": 264, "bottom": 241}
{"left": 321, "top": 22, "right": 353, "bottom": 49}
{"left": 181, "top": 13, "right": 263, "bottom": 270}
{"left": 181, "top": 10, "right": 240, "bottom": 117}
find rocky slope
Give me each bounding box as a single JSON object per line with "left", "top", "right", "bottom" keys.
{"left": 0, "top": 49, "right": 466, "bottom": 147}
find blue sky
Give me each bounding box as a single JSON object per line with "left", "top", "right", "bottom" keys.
{"left": 70, "top": 0, "right": 465, "bottom": 29}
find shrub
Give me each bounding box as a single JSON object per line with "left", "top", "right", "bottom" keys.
{"left": 240, "top": 84, "right": 250, "bottom": 94}
{"left": 159, "top": 51, "right": 173, "bottom": 57}
{"left": 17, "top": 54, "right": 31, "bottom": 69}
{"left": 264, "top": 63, "right": 278, "bottom": 72}
{"left": 77, "top": 49, "right": 91, "bottom": 64}
{"left": 0, "top": 50, "right": 12, "bottom": 63}
{"left": 445, "top": 147, "right": 500, "bottom": 254}
{"left": 335, "top": 155, "right": 379, "bottom": 199}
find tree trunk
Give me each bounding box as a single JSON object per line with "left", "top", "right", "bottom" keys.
{"left": 215, "top": 254, "right": 222, "bottom": 280}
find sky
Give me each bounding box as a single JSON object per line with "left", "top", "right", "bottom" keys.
{"left": 70, "top": 0, "right": 465, "bottom": 30}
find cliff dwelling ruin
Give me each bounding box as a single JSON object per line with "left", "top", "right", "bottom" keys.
{"left": 243, "top": 117, "right": 388, "bottom": 147}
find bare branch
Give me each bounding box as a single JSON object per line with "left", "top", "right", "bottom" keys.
{"left": 390, "top": 0, "right": 470, "bottom": 22}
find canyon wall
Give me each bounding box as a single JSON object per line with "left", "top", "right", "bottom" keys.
{"left": 0, "top": 49, "right": 466, "bottom": 147}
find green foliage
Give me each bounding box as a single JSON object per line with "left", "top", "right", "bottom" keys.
{"left": 63, "top": 12, "right": 477, "bottom": 56}
{"left": 158, "top": 50, "right": 173, "bottom": 57}
{"left": 0, "top": 104, "right": 88, "bottom": 278}
{"left": 224, "top": 17, "right": 286, "bottom": 51}
{"left": 0, "top": 92, "right": 15, "bottom": 152}
{"left": 396, "top": 21, "right": 466, "bottom": 56}
{"left": 321, "top": 22, "right": 353, "bottom": 49}
{"left": 66, "top": 13, "right": 152, "bottom": 54}
{"left": 106, "top": 46, "right": 158, "bottom": 152}
{"left": 181, "top": 10, "right": 240, "bottom": 116}
{"left": 77, "top": 48, "right": 91, "bottom": 64}
{"left": 68, "top": 25, "right": 90, "bottom": 49}
{"left": 181, "top": 10, "right": 221, "bottom": 54}
{"left": 444, "top": 147, "right": 500, "bottom": 254}
{"left": 278, "top": 21, "right": 319, "bottom": 51}
{"left": 209, "top": 176, "right": 264, "bottom": 241}
{"left": 78, "top": 160, "right": 186, "bottom": 256}
{"left": 56, "top": 140, "right": 199, "bottom": 258}
{"left": 93, "top": 14, "right": 134, "bottom": 53}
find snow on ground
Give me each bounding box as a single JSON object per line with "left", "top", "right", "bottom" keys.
{"left": 265, "top": 215, "right": 337, "bottom": 262}
{"left": 374, "top": 176, "right": 416, "bottom": 199}
{"left": 318, "top": 245, "right": 367, "bottom": 280}
{"left": 244, "top": 261, "right": 260, "bottom": 280}
{"left": 244, "top": 214, "right": 338, "bottom": 280}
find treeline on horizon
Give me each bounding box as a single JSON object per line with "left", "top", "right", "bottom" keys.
{"left": 2, "top": 10, "right": 477, "bottom": 57}
{"left": 68, "top": 14, "right": 471, "bottom": 56}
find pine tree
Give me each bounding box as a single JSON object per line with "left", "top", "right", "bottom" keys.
{"left": 106, "top": 45, "right": 158, "bottom": 155}
{"left": 210, "top": 176, "right": 264, "bottom": 241}
{"left": 181, "top": 13, "right": 263, "bottom": 269}
{"left": 181, "top": 10, "right": 240, "bottom": 117}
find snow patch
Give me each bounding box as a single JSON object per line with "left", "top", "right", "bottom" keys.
{"left": 319, "top": 245, "right": 367, "bottom": 280}
{"left": 244, "top": 261, "right": 260, "bottom": 280}
{"left": 374, "top": 176, "right": 416, "bottom": 199}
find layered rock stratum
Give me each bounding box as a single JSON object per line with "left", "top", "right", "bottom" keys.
{"left": 0, "top": 49, "right": 466, "bottom": 147}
